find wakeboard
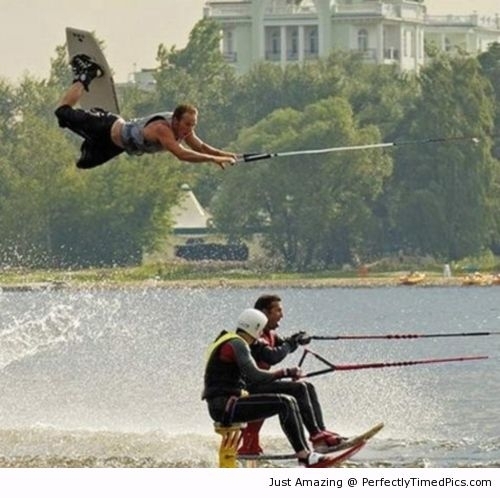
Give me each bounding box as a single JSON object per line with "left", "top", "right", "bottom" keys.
{"left": 66, "top": 27, "right": 120, "bottom": 114}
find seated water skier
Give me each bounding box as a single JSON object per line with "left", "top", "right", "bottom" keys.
{"left": 55, "top": 54, "right": 237, "bottom": 169}
{"left": 202, "top": 308, "right": 341, "bottom": 468}
{"left": 239, "top": 294, "right": 346, "bottom": 455}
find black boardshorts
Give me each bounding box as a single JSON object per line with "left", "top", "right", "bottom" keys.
{"left": 55, "top": 105, "right": 124, "bottom": 169}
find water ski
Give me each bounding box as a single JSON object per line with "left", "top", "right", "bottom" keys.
{"left": 316, "top": 421, "right": 385, "bottom": 454}
{"left": 307, "top": 441, "right": 366, "bottom": 468}
{"left": 238, "top": 422, "right": 383, "bottom": 467}
{"left": 239, "top": 440, "right": 366, "bottom": 468}
{"left": 66, "top": 27, "right": 120, "bottom": 114}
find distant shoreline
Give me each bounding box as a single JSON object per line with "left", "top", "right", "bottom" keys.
{"left": 0, "top": 275, "right": 494, "bottom": 292}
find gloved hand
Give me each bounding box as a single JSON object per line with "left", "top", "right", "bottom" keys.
{"left": 289, "top": 331, "right": 311, "bottom": 347}
{"left": 283, "top": 367, "right": 303, "bottom": 380}
{"left": 285, "top": 334, "right": 300, "bottom": 352}
{"left": 296, "top": 331, "right": 311, "bottom": 345}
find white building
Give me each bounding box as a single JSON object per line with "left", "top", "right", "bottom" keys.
{"left": 203, "top": 0, "right": 500, "bottom": 74}
{"left": 425, "top": 12, "right": 500, "bottom": 55}
{"left": 130, "top": 68, "right": 156, "bottom": 91}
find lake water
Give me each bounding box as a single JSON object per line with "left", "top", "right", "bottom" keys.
{"left": 0, "top": 285, "right": 498, "bottom": 468}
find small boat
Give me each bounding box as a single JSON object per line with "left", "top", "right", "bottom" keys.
{"left": 399, "top": 271, "right": 426, "bottom": 285}
{"left": 462, "top": 272, "right": 489, "bottom": 286}
{"left": 490, "top": 273, "right": 500, "bottom": 285}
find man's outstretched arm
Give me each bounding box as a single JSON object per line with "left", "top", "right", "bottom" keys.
{"left": 156, "top": 125, "right": 236, "bottom": 168}
{"left": 185, "top": 131, "right": 238, "bottom": 161}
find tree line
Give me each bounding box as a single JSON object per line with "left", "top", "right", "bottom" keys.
{"left": 0, "top": 20, "right": 499, "bottom": 270}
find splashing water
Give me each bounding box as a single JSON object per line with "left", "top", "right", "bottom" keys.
{"left": 0, "top": 291, "right": 124, "bottom": 370}
{"left": 0, "top": 304, "right": 80, "bottom": 370}
{"left": 0, "top": 286, "right": 498, "bottom": 467}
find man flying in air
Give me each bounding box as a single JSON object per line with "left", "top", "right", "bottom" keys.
{"left": 55, "top": 54, "right": 237, "bottom": 169}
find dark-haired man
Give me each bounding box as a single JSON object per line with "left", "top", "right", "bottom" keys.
{"left": 55, "top": 54, "right": 237, "bottom": 169}
{"left": 239, "top": 294, "right": 345, "bottom": 455}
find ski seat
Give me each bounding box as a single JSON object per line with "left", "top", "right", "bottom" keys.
{"left": 214, "top": 423, "right": 246, "bottom": 468}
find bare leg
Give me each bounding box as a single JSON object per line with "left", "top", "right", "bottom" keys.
{"left": 58, "top": 82, "right": 85, "bottom": 108}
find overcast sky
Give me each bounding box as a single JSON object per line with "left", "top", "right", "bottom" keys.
{"left": 0, "top": 0, "right": 498, "bottom": 84}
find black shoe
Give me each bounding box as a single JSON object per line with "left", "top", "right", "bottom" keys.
{"left": 71, "top": 54, "right": 103, "bottom": 91}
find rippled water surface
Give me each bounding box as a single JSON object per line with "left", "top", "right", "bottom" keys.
{"left": 1, "top": 286, "right": 498, "bottom": 467}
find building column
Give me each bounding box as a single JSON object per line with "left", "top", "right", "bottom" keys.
{"left": 281, "top": 25, "right": 287, "bottom": 67}
{"left": 399, "top": 24, "right": 405, "bottom": 70}
{"left": 298, "top": 25, "right": 305, "bottom": 62}
{"left": 377, "top": 23, "right": 384, "bottom": 63}
{"left": 251, "top": 0, "right": 267, "bottom": 60}
{"left": 313, "top": 0, "right": 332, "bottom": 56}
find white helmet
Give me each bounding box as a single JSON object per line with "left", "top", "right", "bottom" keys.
{"left": 236, "top": 308, "right": 267, "bottom": 339}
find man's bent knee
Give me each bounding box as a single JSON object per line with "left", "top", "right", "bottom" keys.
{"left": 279, "top": 393, "right": 299, "bottom": 407}
{"left": 55, "top": 105, "right": 73, "bottom": 128}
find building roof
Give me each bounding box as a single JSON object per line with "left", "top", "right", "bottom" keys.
{"left": 172, "top": 184, "right": 211, "bottom": 234}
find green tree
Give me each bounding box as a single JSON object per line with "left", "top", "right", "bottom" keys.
{"left": 386, "top": 55, "right": 496, "bottom": 260}
{"left": 230, "top": 51, "right": 356, "bottom": 132}
{"left": 346, "top": 63, "right": 419, "bottom": 136}
{"left": 0, "top": 96, "right": 75, "bottom": 266}
{"left": 47, "top": 154, "right": 181, "bottom": 267}
{"left": 212, "top": 97, "right": 392, "bottom": 269}
{"left": 477, "top": 42, "right": 500, "bottom": 253}
{"left": 48, "top": 43, "right": 72, "bottom": 89}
